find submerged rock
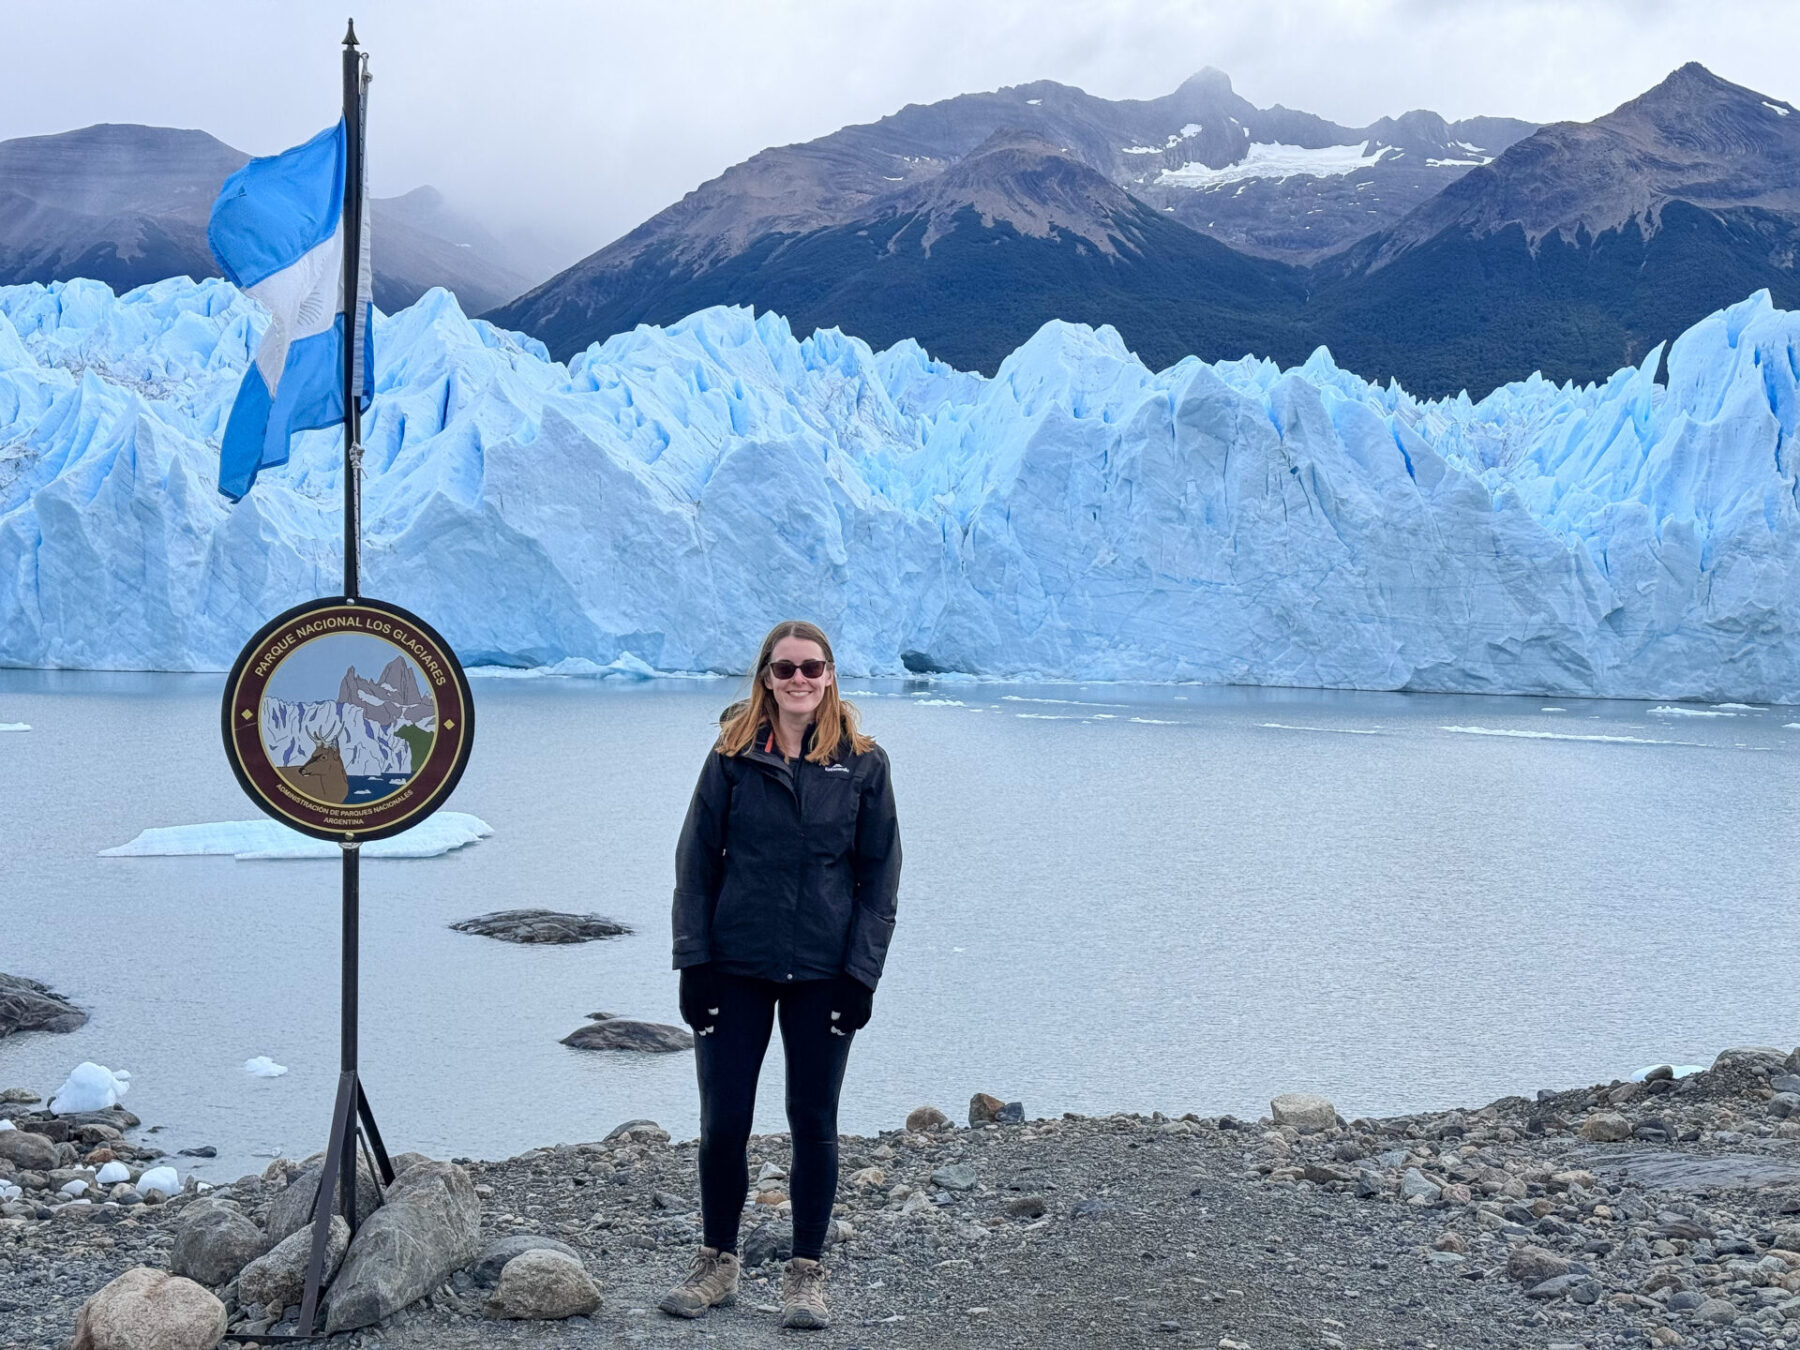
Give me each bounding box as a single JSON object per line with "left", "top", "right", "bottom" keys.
{"left": 451, "top": 910, "right": 631, "bottom": 944}
{"left": 560, "top": 1019, "right": 692, "bottom": 1053}
{"left": 0, "top": 973, "right": 87, "bottom": 1037}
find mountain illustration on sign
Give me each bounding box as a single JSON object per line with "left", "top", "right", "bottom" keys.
{"left": 261, "top": 641, "right": 437, "bottom": 807}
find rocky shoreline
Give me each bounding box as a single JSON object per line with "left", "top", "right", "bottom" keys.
{"left": 4, "top": 1045, "right": 1799, "bottom": 1349}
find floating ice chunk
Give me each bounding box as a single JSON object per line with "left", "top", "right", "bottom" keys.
{"left": 913, "top": 698, "right": 965, "bottom": 706}
{"left": 0, "top": 723, "right": 28, "bottom": 731}
{"left": 96, "top": 1161, "right": 130, "bottom": 1184}
{"left": 1540, "top": 707, "right": 1567, "bottom": 712}
{"left": 135, "top": 1166, "right": 179, "bottom": 1197}
{"left": 60, "top": 1179, "right": 88, "bottom": 1197}
{"left": 1785, "top": 723, "right": 1800, "bottom": 730}
{"left": 1629, "top": 1064, "right": 1707, "bottom": 1081}
{"left": 1648, "top": 705, "right": 1733, "bottom": 717}
{"left": 1257, "top": 722, "right": 1380, "bottom": 735}
{"left": 49, "top": 1062, "right": 130, "bottom": 1113}
{"left": 1001, "top": 695, "right": 1128, "bottom": 708}
{"left": 1441, "top": 726, "right": 1705, "bottom": 747}
{"left": 244, "top": 1056, "right": 288, "bottom": 1078}
{"left": 100, "top": 812, "right": 493, "bottom": 861}
{"left": 1712, "top": 703, "right": 1763, "bottom": 711}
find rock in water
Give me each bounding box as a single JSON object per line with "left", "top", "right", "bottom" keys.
{"left": 560, "top": 1019, "right": 693, "bottom": 1052}
{"left": 72, "top": 1266, "right": 226, "bottom": 1350}
{"left": 169, "top": 1205, "right": 269, "bottom": 1286}
{"left": 323, "top": 1160, "right": 482, "bottom": 1333}
{"left": 264, "top": 1156, "right": 382, "bottom": 1243}
{"left": 0, "top": 973, "right": 87, "bottom": 1036}
{"left": 237, "top": 1216, "right": 350, "bottom": 1312}
{"left": 484, "top": 1248, "right": 602, "bottom": 1320}
{"left": 450, "top": 909, "right": 631, "bottom": 944}
{"left": 469, "top": 1234, "right": 582, "bottom": 1288}
{"left": 1270, "top": 1093, "right": 1337, "bottom": 1133}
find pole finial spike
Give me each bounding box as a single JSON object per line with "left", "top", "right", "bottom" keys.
{"left": 344, "top": 18, "right": 358, "bottom": 47}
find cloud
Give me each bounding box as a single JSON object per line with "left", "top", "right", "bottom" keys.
{"left": 3, "top": 0, "right": 1796, "bottom": 277}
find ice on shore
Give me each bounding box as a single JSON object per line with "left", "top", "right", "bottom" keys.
{"left": 244, "top": 1056, "right": 288, "bottom": 1078}
{"left": 49, "top": 1062, "right": 130, "bottom": 1114}
{"left": 95, "top": 1161, "right": 130, "bottom": 1184}
{"left": 6, "top": 279, "right": 1800, "bottom": 701}
{"left": 135, "top": 1166, "right": 179, "bottom": 1197}
{"left": 100, "top": 812, "right": 493, "bottom": 860}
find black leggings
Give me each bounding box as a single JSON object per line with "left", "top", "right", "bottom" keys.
{"left": 695, "top": 972, "right": 855, "bottom": 1261}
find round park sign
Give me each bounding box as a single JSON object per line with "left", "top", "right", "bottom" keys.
{"left": 222, "top": 596, "right": 474, "bottom": 842}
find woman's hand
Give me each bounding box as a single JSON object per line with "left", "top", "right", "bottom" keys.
{"left": 830, "top": 975, "right": 874, "bottom": 1034}
{"left": 679, "top": 963, "right": 721, "bottom": 1035}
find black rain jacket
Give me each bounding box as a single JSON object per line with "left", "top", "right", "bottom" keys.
{"left": 672, "top": 718, "right": 900, "bottom": 990}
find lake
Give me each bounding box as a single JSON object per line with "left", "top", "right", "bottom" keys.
{"left": 2, "top": 671, "right": 1797, "bottom": 1181}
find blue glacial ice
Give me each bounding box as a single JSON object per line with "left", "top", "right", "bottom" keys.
{"left": 3, "top": 277, "right": 1799, "bottom": 701}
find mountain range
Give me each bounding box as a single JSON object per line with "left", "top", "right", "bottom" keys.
{"left": 491, "top": 64, "right": 1800, "bottom": 397}
{"left": 0, "top": 123, "right": 535, "bottom": 315}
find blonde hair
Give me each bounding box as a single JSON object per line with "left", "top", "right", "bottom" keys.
{"left": 718, "top": 620, "right": 874, "bottom": 764}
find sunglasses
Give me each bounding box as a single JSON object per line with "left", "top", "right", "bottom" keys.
{"left": 768, "top": 659, "right": 830, "bottom": 680}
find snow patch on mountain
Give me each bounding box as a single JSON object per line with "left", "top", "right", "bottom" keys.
{"left": 3, "top": 276, "right": 1800, "bottom": 701}
{"left": 260, "top": 698, "right": 414, "bottom": 776}
{"left": 1158, "top": 141, "right": 1398, "bottom": 188}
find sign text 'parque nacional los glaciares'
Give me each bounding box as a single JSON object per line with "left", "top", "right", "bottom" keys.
{"left": 222, "top": 596, "right": 474, "bottom": 842}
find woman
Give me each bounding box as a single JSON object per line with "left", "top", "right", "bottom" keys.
{"left": 661, "top": 620, "right": 901, "bottom": 1330}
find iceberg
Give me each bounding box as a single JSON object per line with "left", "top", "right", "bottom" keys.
{"left": 4, "top": 277, "right": 1800, "bottom": 701}
{"left": 99, "top": 811, "right": 493, "bottom": 860}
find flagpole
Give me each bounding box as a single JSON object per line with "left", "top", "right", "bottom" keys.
{"left": 342, "top": 17, "right": 364, "bottom": 602}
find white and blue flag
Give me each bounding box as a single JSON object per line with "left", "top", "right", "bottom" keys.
{"left": 208, "top": 120, "right": 372, "bottom": 502}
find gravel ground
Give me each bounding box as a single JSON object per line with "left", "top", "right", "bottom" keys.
{"left": 5, "top": 1044, "right": 1800, "bottom": 1350}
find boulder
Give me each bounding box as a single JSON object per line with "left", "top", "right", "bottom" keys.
{"left": 905, "top": 1105, "right": 950, "bottom": 1133}
{"left": 1399, "top": 1169, "right": 1441, "bottom": 1203}
{"left": 995, "top": 1100, "right": 1025, "bottom": 1124}
{"left": 0, "top": 973, "right": 87, "bottom": 1037}
{"left": 1270, "top": 1093, "right": 1337, "bottom": 1134}
{"left": 1508, "top": 1244, "right": 1573, "bottom": 1284}
{"left": 323, "top": 1161, "right": 482, "bottom": 1333}
{"left": 968, "top": 1094, "right": 1004, "bottom": 1125}
{"left": 0, "top": 1127, "right": 57, "bottom": 1170}
{"left": 237, "top": 1215, "right": 350, "bottom": 1311}
{"left": 450, "top": 910, "right": 630, "bottom": 944}
{"left": 264, "top": 1156, "right": 382, "bottom": 1243}
{"left": 169, "top": 1205, "right": 269, "bottom": 1286}
{"left": 602, "top": 1119, "right": 669, "bottom": 1144}
{"left": 469, "top": 1234, "right": 582, "bottom": 1288}
{"left": 1580, "top": 1112, "right": 1633, "bottom": 1142}
{"left": 71, "top": 1266, "right": 226, "bottom": 1350}
{"left": 560, "top": 1020, "right": 692, "bottom": 1052}
{"left": 931, "top": 1163, "right": 977, "bottom": 1192}
{"left": 484, "top": 1248, "right": 601, "bottom": 1319}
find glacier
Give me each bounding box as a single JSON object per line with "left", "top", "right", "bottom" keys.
{"left": 260, "top": 696, "right": 414, "bottom": 776}
{"left": 2, "top": 276, "right": 1799, "bottom": 701}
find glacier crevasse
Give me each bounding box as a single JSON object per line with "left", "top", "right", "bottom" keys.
{"left": 2, "top": 276, "right": 1798, "bottom": 701}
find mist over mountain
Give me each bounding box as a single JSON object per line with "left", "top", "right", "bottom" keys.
{"left": 0, "top": 123, "right": 536, "bottom": 314}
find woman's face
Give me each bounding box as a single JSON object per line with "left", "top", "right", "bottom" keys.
{"left": 762, "top": 635, "right": 833, "bottom": 722}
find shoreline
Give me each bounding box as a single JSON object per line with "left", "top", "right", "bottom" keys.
{"left": 5, "top": 1044, "right": 1800, "bottom": 1348}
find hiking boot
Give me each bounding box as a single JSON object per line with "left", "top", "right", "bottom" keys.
{"left": 659, "top": 1244, "right": 740, "bottom": 1318}
{"left": 779, "top": 1255, "right": 830, "bottom": 1329}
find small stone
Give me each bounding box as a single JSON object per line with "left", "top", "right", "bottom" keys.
{"left": 968, "top": 1094, "right": 1005, "bottom": 1126}
{"left": 1433, "top": 1232, "right": 1467, "bottom": 1253}
{"left": 1399, "top": 1168, "right": 1441, "bottom": 1203}
{"left": 1693, "top": 1297, "right": 1738, "bottom": 1325}
{"left": 905, "top": 1105, "right": 950, "bottom": 1133}
{"left": 1002, "top": 1194, "right": 1046, "bottom": 1219}
{"left": 72, "top": 1266, "right": 226, "bottom": 1350}
{"left": 485, "top": 1248, "right": 601, "bottom": 1320}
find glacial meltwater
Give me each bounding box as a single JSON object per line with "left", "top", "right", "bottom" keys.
{"left": 2, "top": 672, "right": 1797, "bottom": 1180}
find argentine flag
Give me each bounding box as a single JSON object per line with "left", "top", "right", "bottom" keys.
{"left": 209, "top": 120, "right": 372, "bottom": 502}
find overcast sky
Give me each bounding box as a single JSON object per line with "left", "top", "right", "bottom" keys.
{"left": 6, "top": 0, "right": 1798, "bottom": 273}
